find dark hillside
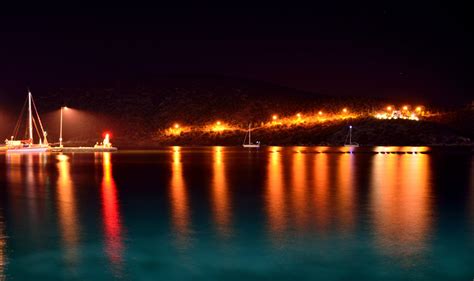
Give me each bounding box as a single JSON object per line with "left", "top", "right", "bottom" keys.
{"left": 1, "top": 76, "right": 472, "bottom": 146}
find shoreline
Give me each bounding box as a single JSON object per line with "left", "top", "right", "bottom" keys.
{"left": 2, "top": 145, "right": 472, "bottom": 156}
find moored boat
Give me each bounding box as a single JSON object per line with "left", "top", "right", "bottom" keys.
{"left": 5, "top": 91, "right": 50, "bottom": 153}
{"left": 242, "top": 124, "right": 260, "bottom": 148}
{"left": 344, "top": 125, "right": 359, "bottom": 147}
{"left": 51, "top": 133, "right": 118, "bottom": 153}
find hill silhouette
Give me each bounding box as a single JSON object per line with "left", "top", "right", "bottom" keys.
{"left": 1, "top": 75, "right": 472, "bottom": 147}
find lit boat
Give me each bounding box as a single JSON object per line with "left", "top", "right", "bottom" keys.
{"left": 92, "top": 133, "right": 118, "bottom": 151}
{"left": 343, "top": 125, "right": 359, "bottom": 147}
{"left": 51, "top": 133, "right": 118, "bottom": 153}
{"left": 5, "top": 91, "right": 50, "bottom": 153}
{"left": 242, "top": 124, "right": 260, "bottom": 148}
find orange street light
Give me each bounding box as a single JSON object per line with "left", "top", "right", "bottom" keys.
{"left": 296, "top": 113, "right": 301, "bottom": 118}
{"left": 403, "top": 105, "right": 408, "bottom": 111}
{"left": 216, "top": 121, "right": 221, "bottom": 125}
{"left": 272, "top": 115, "right": 278, "bottom": 121}
{"left": 386, "top": 106, "right": 392, "bottom": 111}
{"left": 416, "top": 106, "right": 422, "bottom": 111}
{"left": 59, "top": 106, "right": 69, "bottom": 147}
{"left": 318, "top": 111, "right": 323, "bottom": 115}
{"left": 342, "top": 108, "right": 348, "bottom": 113}
{"left": 174, "top": 123, "right": 180, "bottom": 129}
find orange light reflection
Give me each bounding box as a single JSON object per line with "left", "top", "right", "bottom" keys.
{"left": 371, "top": 154, "right": 432, "bottom": 259}
{"left": 170, "top": 147, "right": 191, "bottom": 248}
{"left": 57, "top": 154, "right": 80, "bottom": 264}
{"left": 0, "top": 214, "right": 5, "bottom": 279}
{"left": 313, "top": 153, "right": 330, "bottom": 232}
{"left": 212, "top": 147, "right": 231, "bottom": 238}
{"left": 266, "top": 147, "right": 287, "bottom": 242}
{"left": 291, "top": 149, "right": 309, "bottom": 231}
{"left": 335, "top": 153, "right": 355, "bottom": 233}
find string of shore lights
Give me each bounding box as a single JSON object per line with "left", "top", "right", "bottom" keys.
{"left": 165, "top": 105, "right": 430, "bottom": 136}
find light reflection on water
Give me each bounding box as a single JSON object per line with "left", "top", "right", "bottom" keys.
{"left": 0, "top": 147, "right": 472, "bottom": 280}
{"left": 169, "top": 146, "right": 190, "bottom": 249}
{"left": 211, "top": 146, "right": 231, "bottom": 238}
{"left": 290, "top": 148, "right": 309, "bottom": 232}
{"left": 0, "top": 214, "right": 5, "bottom": 280}
{"left": 98, "top": 152, "right": 125, "bottom": 275}
{"left": 313, "top": 152, "right": 328, "bottom": 233}
{"left": 266, "top": 147, "right": 286, "bottom": 242}
{"left": 371, "top": 154, "right": 432, "bottom": 261}
{"left": 56, "top": 154, "right": 80, "bottom": 267}
{"left": 335, "top": 153, "right": 356, "bottom": 233}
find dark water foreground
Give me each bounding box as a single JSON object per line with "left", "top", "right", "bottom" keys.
{"left": 0, "top": 147, "right": 473, "bottom": 280}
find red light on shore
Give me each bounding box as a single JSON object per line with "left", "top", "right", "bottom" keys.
{"left": 102, "top": 131, "right": 112, "bottom": 139}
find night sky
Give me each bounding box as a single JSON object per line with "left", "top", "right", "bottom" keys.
{"left": 0, "top": 5, "right": 472, "bottom": 104}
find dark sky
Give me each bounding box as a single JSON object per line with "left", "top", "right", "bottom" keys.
{"left": 0, "top": 5, "right": 472, "bottom": 104}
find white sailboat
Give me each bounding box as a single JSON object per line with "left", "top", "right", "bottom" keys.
{"left": 5, "top": 91, "right": 50, "bottom": 153}
{"left": 344, "top": 125, "right": 359, "bottom": 147}
{"left": 242, "top": 124, "right": 260, "bottom": 148}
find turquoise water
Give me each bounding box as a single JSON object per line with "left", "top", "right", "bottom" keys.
{"left": 0, "top": 147, "right": 473, "bottom": 280}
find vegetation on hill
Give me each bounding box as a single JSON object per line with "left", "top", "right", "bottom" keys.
{"left": 2, "top": 75, "right": 472, "bottom": 147}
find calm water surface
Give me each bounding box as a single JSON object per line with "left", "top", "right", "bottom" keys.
{"left": 0, "top": 147, "right": 473, "bottom": 280}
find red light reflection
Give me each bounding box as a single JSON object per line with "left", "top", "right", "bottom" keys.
{"left": 100, "top": 152, "right": 124, "bottom": 270}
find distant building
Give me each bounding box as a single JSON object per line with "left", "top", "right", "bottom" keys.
{"left": 391, "top": 110, "right": 402, "bottom": 119}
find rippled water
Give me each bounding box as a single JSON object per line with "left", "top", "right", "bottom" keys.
{"left": 0, "top": 147, "right": 473, "bottom": 280}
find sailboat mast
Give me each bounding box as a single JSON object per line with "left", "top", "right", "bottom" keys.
{"left": 349, "top": 126, "right": 352, "bottom": 144}
{"left": 28, "top": 91, "right": 33, "bottom": 143}
{"left": 248, "top": 124, "right": 251, "bottom": 144}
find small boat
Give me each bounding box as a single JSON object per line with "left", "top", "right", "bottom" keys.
{"left": 344, "top": 125, "right": 359, "bottom": 147}
{"left": 92, "top": 133, "right": 118, "bottom": 151}
{"left": 52, "top": 133, "right": 118, "bottom": 153}
{"left": 5, "top": 91, "right": 50, "bottom": 153}
{"left": 242, "top": 124, "right": 260, "bottom": 148}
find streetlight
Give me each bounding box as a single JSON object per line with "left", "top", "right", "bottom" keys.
{"left": 59, "top": 106, "right": 68, "bottom": 147}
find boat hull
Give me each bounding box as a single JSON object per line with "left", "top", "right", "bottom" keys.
{"left": 54, "top": 147, "right": 118, "bottom": 153}
{"left": 243, "top": 144, "right": 260, "bottom": 148}
{"left": 6, "top": 147, "right": 49, "bottom": 153}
